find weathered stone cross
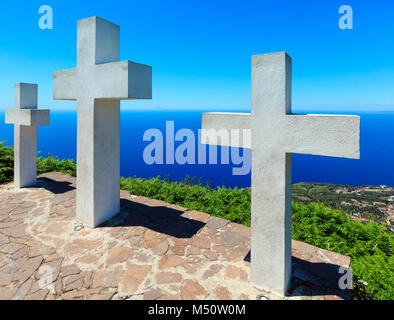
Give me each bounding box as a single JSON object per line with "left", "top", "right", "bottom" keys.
{"left": 5, "top": 83, "right": 50, "bottom": 188}
{"left": 53, "top": 17, "right": 152, "bottom": 227}
{"left": 201, "top": 52, "right": 360, "bottom": 295}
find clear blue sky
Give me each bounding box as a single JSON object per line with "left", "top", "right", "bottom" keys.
{"left": 0, "top": 0, "right": 393, "bottom": 112}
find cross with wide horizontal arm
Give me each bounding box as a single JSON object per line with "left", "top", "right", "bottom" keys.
{"left": 201, "top": 52, "right": 360, "bottom": 295}
{"left": 5, "top": 83, "right": 50, "bottom": 188}
{"left": 53, "top": 17, "right": 152, "bottom": 227}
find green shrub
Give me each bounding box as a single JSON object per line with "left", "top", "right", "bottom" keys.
{"left": 0, "top": 142, "right": 14, "bottom": 183}
{"left": 292, "top": 202, "right": 393, "bottom": 300}
{"left": 37, "top": 152, "right": 76, "bottom": 177}
{"left": 0, "top": 142, "right": 77, "bottom": 181}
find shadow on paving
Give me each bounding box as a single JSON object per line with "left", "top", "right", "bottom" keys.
{"left": 37, "top": 175, "right": 205, "bottom": 239}
{"left": 243, "top": 251, "right": 349, "bottom": 299}
{"left": 36, "top": 177, "right": 76, "bottom": 194}
{"left": 288, "top": 257, "right": 350, "bottom": 299}
{"left": 99, "top": 198, "right": 206, "bottom": 239}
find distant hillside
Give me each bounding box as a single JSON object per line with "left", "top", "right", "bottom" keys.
{"left": 292, "top": 182, "right": 394, "bottom": 229}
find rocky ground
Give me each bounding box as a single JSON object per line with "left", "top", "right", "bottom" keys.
{"left": 0, "top": 172, "right": 350, "bottom": 300}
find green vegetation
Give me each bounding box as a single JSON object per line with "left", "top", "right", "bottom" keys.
{"left": 120, "top": 176, "right": 251, "bottom": 226}
{"left": 293, "top": 182, "right": 393, "bottom": 225}
{"left": 0, "top": 142, "right": 13, "bottom": 182}
{"left": 0, "top": 143, "right": 76, "bottom": 183}
{"left": 292, "top": 202, "right": 393, "bottom": 300}
{"left": 37, "top": 153, "right": 76, "bottom": 177}
{"left": 0, "top": 142, "right": 392, "bottom": 300}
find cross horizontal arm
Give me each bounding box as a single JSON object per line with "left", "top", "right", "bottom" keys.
{"left": 5, "top": 109, "right": 50, "bottom": 126}
{"left": 286, "top": 114, "right": 360, "bottom": 159}
{"left": 54, "top": 61, "right": 152, "bottom": 101}
{"left": 53, "top": 68, "right": 78, "bottom": 101}
{"left": 201, "top": 112, "right": 251, "bottom": 148}
{"left": 93, "top": 61, "right": 152, "bottom": 100}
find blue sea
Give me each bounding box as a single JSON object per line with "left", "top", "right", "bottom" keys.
{"left": 0, "top": 110, "right": 393, "bottom": 188}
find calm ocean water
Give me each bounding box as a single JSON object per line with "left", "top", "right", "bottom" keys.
{"left": 0, "top": 110, "right": 393, "bottom": 188}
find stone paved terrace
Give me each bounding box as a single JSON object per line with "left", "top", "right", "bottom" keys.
{"left": 0, "top": 172, "right": 350, "bottom": 300}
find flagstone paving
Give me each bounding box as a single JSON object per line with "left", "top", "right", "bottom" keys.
{"left": 0, "top": 172, "right": 350, "bottom": 300}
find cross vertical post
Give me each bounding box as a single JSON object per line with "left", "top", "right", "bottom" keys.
{"left": 250, "top": 53, "right": 293, "bottom": 294}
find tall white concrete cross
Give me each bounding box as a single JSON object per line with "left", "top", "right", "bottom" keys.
{"left": 5, "top": 83, "right": 50, "bottom": 188}
{"left": 201, "top": 52, "right": 360, "bottom": 295}
{"left": 53, "top": 17, "right": 152, "bottom": 227}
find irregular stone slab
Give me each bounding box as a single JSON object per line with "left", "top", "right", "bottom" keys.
{"left": 180, "top": 280, "right": 208, "bottom": 300}
{"left": 61, "top": 264, "right": 81, "bottom": 277}
{"left": 182, "top": 210, "right": 210, "bottom": 222}
{"left": 202, "top": 264, "right": 223, "bottom": 280}
{"left": 143, "top": 287, "right": 162, "bottom": 300}
{"left": 92, "top": 270, "right": 121, "bottom": 289}
{"left": 214, "top": 286, "right": 232, "bottom": 300}
{"left": 205, "top": 216, "right": 230, "bottom": 230}
{"left": 156, "top": 272, "right": 183, "bottom": 284}
{"left": 158, "top": 255, "right": 185, "bottom": 270}
{"left": 1, "top": 224, "right": 27, "bottom": 238}
{"left": 106, "top": 247, "right": 135, "bottom": 265}
{"left": 220, "top": 230, "right": 249, "bottom": 246}
{"left": 119, "top": 265, "right": 151, "bottom": 295}
{"left": 15, "top": 255, "right": 43, "bottom": 284}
